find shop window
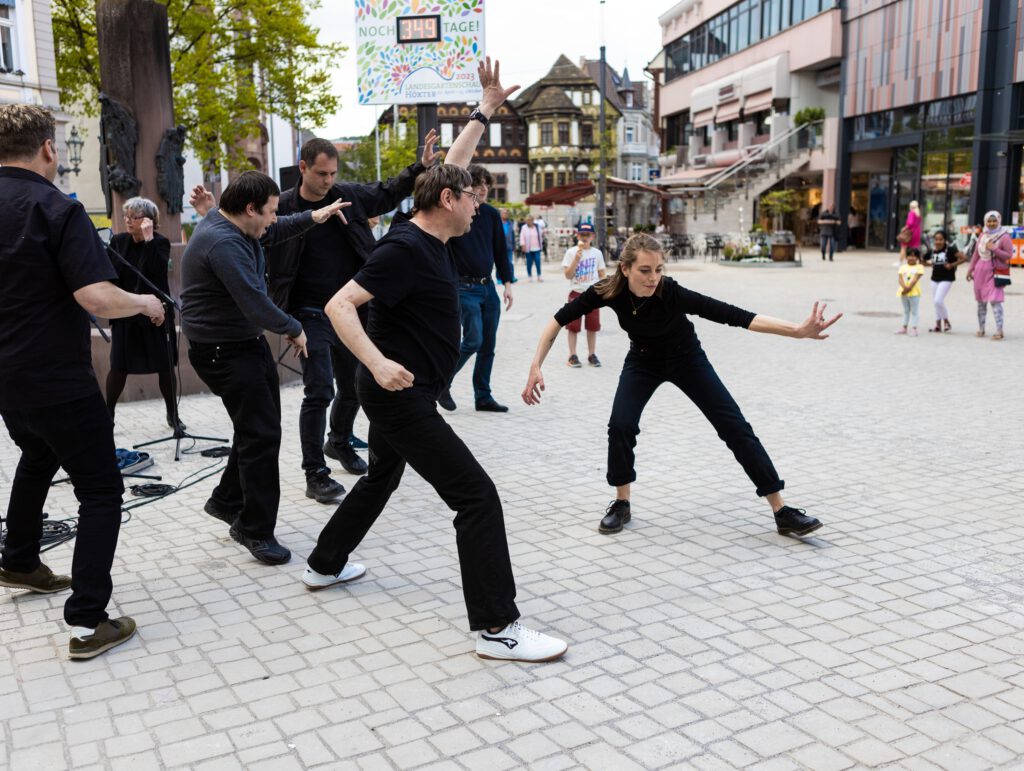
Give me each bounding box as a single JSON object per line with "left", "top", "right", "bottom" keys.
{"left": 557, "top": 171, "right": 567, "bottom": 187}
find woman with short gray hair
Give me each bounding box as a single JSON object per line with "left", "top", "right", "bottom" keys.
{"left": 106, "top": 197, "right": 181, "bottom": 428}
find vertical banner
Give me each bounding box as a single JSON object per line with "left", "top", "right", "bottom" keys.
{"left": 355, "top": 0, "right": 486, "bottom": 105}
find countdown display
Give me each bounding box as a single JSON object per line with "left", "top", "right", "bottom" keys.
{"left": 396, "top": 15, "right": 442, "bottom": 44}
{"left": 355, "top": 0, "right": 485, "bottom": 105}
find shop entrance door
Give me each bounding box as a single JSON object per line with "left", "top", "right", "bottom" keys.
{"left": 889, "top": 147, "right": 920, "bottom": 250}
{"left": 866, "top": 173, "right": 890, "bottom": 248}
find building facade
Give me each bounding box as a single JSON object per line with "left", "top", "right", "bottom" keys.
{"left": 0, "top": 0, "right": 75, "bottom": 196}
{"left": 512, "top": 55, "right": 622, "bottom": 197}
{"left": 653, "top": 0, "right": 843, "bottom": 235}
{"left": 837, "top": 0, "right": 1022, "bottom": 249}
{"left": 583, "top": 60, "right": 662, "bottom": 228}
{"left": 378, "top": 101, "right": 529, "bottom": 204}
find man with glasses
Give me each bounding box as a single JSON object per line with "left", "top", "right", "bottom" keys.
{"left": 438, "top": 164, "right": 513, "bottom": 413}
{"left": 301, "top": 59, "right": 568, "bottom": 663}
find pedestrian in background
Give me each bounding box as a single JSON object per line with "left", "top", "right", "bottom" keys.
{"left": 520, "top": 214, "right": 544, "bottom": 281}
{"left": 561, "top": 222, "right": 606, "bottom": 368}
{"left": 899, "top": 200, "right": 922, "bottom": 262}
{"left": 923, "top": 230, "right": 964, "bottom": 333}
{"left": 967, "top": 210, "right": 1012, "bottom": 340}
{"left": 895, "top": 247, "right": 925, "bottom": 336}
{"left": 817, "top": 205, "right": 840, "bottom": 261}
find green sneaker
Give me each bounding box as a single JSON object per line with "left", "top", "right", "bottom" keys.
{"left": 69, "top": 617, "right": 137, "bottom": 660}
{"left": 0, "top": 563, "right": 72, "bottom": 594}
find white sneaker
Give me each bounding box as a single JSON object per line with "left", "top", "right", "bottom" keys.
{"left": 475, "top": 620, "right": 568, "bottom": 662}
{"left": 301, "top": 562, "right": 366, "bottom": 590}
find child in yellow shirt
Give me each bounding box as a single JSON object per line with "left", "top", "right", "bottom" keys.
{"left": 896, "top": 247, "right": 925, "bottom": 336}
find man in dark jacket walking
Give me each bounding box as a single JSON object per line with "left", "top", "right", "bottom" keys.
{"left": 265, "top": 134, "right": 439, "bottom": 503}
{"left": 438, "top": 164, "right": 514, "bottom": 412}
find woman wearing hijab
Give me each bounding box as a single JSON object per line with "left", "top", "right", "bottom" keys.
{"left": 967, "top": 210, "right": 1013, "bottom": 340}
{"left": 899, "top": 200, "right": 922, "bottom": 262}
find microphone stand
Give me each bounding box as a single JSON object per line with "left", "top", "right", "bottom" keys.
{"left": 99, "top": 230, "right": 226, "bottom": 461}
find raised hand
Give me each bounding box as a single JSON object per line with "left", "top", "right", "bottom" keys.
{"left": 140, "top": 217, "right": 154, "bottom": 242}
{"left": 189, "top": 185, "right": 215, "bottom": 217}
{"left": 477, "top": 57, "right": 520, "bottom": 114}
{"left": 421, "top": 128, "right": 441, "bottom": 166}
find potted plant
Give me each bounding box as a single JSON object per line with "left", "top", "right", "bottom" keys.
{"left": 759, "top": 190, "right": 800, "bottom": 261}
{"left": 793, "top": 107, "right": 825, "bottom": 148}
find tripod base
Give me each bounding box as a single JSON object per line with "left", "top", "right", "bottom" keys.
{"left": 135, "top": 429, "right": 228, "bottom": 462}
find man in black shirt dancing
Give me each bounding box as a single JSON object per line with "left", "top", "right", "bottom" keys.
{"left": 302, "top": 58, "right": 568, "bottom": 663}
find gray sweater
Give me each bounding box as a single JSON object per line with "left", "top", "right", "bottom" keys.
{"left": 181, "top": 209, "right": 314, "bottom": 343}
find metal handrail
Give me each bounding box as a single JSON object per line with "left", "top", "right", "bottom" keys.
{"left": 671, "top": 119, "right": 823, "bottom": 193}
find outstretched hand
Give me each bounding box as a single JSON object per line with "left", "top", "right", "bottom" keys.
{"left": 477, "top": 57, "right": 520, "bottom": 114}
{"left": 794, "top": 301, "right": 842, "bottom": 339}
{"left": 522, "top": 366, "right": 545, "bottom": 405}
{"left": 312, "top": 199, "right": 351, "bottom": 225}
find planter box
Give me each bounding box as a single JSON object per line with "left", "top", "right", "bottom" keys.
{"left": 770, "top": 243, "right": 797, "bottom": 261}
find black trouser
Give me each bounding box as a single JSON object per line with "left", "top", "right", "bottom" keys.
{"left": 308, "top": 378, "right": 520, "bottom": 631}
{"left": 188, "top": 337, "right": 282, "bottom": 539}
{"left": 607, "top": 344, "right": 784, "bottom": 496}
{"left": 1, "top": 392, "right": 124, "bottom": 627}
{"left": 295, "top": 310, "right": 359, "bottom": 475}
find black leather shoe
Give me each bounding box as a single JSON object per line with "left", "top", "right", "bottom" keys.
{"left": 324, "top": 441, "right": 368, "bottom": 475}
{"left": 305, "top": 472, "right": 346, "bottom": 504}
{"left": 774, "top": 505, "right": 822, "bottom": 536}
{"left": 475, "top": 400, "right": 509, "bottom": 413}
{"left": 228, "top": 523, "right": 291, "bottom": 565}
{"left": 166, "top": 413, "right": 187, "bottom": 432}
{"left": 599, "top": 499, "right": 631, "bottom": 534}
{"left": 349, "top": 434, "right": 368, "bottom": 450}
{"left": 204, "top": 498, "right": 238, "bottom": 525}
{"left": 438, "top": 389, "right": 456, "bottom": 411}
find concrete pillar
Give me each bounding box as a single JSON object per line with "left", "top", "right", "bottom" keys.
{"left": 738, "top": 121, "right": 755, "bottom": 152}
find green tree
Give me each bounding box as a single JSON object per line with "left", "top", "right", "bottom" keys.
{"left": 338, "top": 119, "right": 419, "bottom": 184}
{"left": 52, "top": 0, "right": 345, "bottom": 172}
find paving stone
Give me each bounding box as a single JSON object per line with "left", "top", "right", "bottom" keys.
{"left": 3, "top": 252, "right": 1024, "bottom": 769}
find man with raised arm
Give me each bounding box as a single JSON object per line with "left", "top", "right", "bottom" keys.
{"left": 301, "top": 59, "right": 568, "bottom": 663}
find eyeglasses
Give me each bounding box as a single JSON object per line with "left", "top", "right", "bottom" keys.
{"left": 462, "top": 190, "right": 481, "bottom": 205}
{"left": 125, "top": 214, "right": 148, "bottom": 222}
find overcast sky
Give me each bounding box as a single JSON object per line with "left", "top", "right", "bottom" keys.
{"left": 307, "top": 0, "right": 671, "bottom": 139}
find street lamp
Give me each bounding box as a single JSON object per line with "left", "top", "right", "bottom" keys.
{"left": 57, "top": 126, "right": 84, "bottom": 178}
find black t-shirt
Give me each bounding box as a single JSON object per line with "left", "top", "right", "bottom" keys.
{"left": 353, "top": 217, "right": 460, "bottom": 395}
{"left": 554, "top": 275, "right": 756, "bottom": 351}
{"left": 928, "top": 245, "right": 960, "bottom": 282}
{"left": 0, "top": 167, "right": 118, "bottom": 409}
{"left": 818, "top": 211, "right": 840, "bottom": 237}
{"left": 289, "top": 192, "right": 351, "bottom": 310}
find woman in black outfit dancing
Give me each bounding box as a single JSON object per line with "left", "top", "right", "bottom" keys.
{"left": 105, "top": 197, "right": 181, "bottom": 429}
{"left": 523, "top": 234, "right": 841, "bottom": 536}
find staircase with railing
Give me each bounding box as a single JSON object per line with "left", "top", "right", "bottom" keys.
{"left": 663, "top": 120, "right": 825, "bottom": 234}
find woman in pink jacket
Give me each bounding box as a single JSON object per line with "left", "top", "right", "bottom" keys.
{"left": 519, "top": 215, "right": 544, "bottom": 282}
{"left": 967, "top": 210, "right": 1013, "bottom": 340}
{"left": 899, "top": 200, "right": 922, "bottom": 261}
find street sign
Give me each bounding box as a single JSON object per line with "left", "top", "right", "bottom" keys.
{"left": 355, "top": 0, "right": 485, "bottom": 105}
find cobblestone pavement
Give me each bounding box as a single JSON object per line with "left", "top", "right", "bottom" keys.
{"left": 2, "top": 250, "right": 1023, "bottom": 770}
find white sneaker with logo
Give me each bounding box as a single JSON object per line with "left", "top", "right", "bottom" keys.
{"left": 301, "top": 562, "right": 366, "bottom": 590}
{"left": 475, "top": 620, "right": 568, "bottom": 662}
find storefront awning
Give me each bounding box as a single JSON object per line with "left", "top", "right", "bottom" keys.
{"left": 693, "top": 108, "right": 714, "bottom": 128}
{"left": 525, "top": 178, "right": 667, "bottom": 206}
{"left": 715, "top": 101, "right": 742, "bottom": 124}
{"left": 743, "top": 89, "right": 773, "bottom": 115}
{"left": 651, "top": 167, "right": 719, "bottom": 187}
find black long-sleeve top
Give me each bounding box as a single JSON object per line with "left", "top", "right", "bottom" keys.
{"left": 109, "top": 232, "right": 172, "bottom": 296}
{"left": 449, "top": 202, "right": 513, "bottom": 283}
{"left": 554, "top": 276, "right": 756, "bottom": 349}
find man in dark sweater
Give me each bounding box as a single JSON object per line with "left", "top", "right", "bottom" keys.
{"left": 266, "top": 134, "right": 439, "bottom": 504}
{"left": 181, "top": 171, "right": 347, "bottom": 565}
{"left": 438, "top": 164, "right": 514, "bottom": 413}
